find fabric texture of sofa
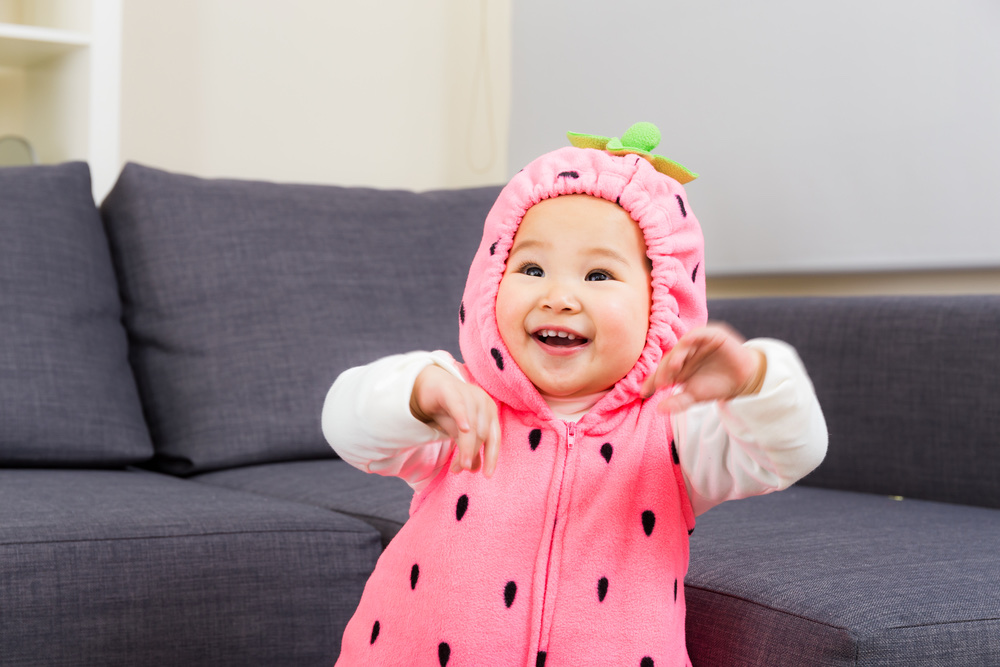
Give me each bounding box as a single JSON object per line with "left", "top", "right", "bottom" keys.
{"left": 1, "top": 161, "right": 997, "bottom": 665}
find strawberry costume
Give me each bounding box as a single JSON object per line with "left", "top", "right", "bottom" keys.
{"left": 324, "top": 124, "right": 827, "bottom": 666}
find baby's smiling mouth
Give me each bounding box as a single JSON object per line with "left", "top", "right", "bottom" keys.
{"left": 533, "top": 328, "right": 589, "bottom": 347}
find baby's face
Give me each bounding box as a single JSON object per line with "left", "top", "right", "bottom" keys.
{"left": 496, "top": 195, "right": 652, "bottom": 399}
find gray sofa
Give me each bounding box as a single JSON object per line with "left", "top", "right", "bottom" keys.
{"left": 1, "top": 162, "right": 997, "bottom": 666}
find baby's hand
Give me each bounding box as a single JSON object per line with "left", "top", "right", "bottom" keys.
{"left": 641, "top": 323, "right": 766, "bottom": 414}
{"left": 411, "top": 365, "right": 501, "bottom": 477}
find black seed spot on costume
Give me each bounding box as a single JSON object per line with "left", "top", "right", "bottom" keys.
{"left": 459, "top": 301, "right": 465, "bottom": 324}
{"left": 676, "top": 194, "right": 687, "bottom": 217}
{"left": 598, "top": 577, "right": 609, "bottom": 601}
{"left": 642, "top": 510, "right": 656, "bottom": 536}
{"left": 504, "top": 581, "right": 517, "bottom": 607}
{"left": 370, "top": 620, "right": 380, "bottom": 644}
{"left": 529, "top": 429, "right": 542, "bottom": 451}
{"left": 491, "top": 348, "right": 504, "bottom": 370}
{"left": 691, "top": 262, "right": 700, "bottom": 283}
{"left": 438, "top": 642, "right": 451, "bottom": 666}
{"left": 489, "top": 240, "right": 498, "bottom": 255}
{"left": 536, "top": 651, "right": 547, "bottom": 667}
{"left": 641, "top": 658, "right": 654, "bottom": 667}
{"left": 456, "top": 494, "right": 469, "bottom": 521}
{"left": 688, "top": 527, "right": 695, "bottom": 536}
{"left": 600, "top": 443, "right": 613, "bottom": 463}
{"left": 558, "top": 170, "right": 580, "bottom": 179}
{"left": 670, "top": 440, "right": 680, "bottom": 465}
{"left": 410, "top": 563, "right": 419, "bottom": 590}
{"left": 674, "top": 578, "right": 678, "bottom": 601}
{"left": 615, "top": 196, "right": 621, "bottom": 206}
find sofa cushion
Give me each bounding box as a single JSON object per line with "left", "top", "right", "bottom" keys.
{"left": 709, "top": 296, "right": 1000, "bottom": 509}
{"left": 100, "top": 163, "right": 499, "bottom": 475}
{"left": 686, "top": 486, "right": 1000, "bottom": 666}
{"left": 193, "top": 458, "right": 413, "bottom": 548}
{"left": 0, "top": 468, "right": 381, "bottom": 666}
{"left": 0, "top": 163, "right": 152, "bottom": 466}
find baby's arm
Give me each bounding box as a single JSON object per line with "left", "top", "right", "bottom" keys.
{"left": 322, "top": 351, "right": 468, "bottom": 491}
{"left": 674, "top": 338, "right": 827, "bottom": 515}
{"left": 644, "top": 326, "right": 828, "bottom": 516}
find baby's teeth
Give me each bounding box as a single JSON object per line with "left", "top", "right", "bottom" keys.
{"left": 538, "top": 329, "right": 576, "bottom": 340}
{"left": 538, "top": 329, "right": 579, "bottom": 340}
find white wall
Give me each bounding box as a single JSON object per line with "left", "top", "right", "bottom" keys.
{"left": 509, "top": 0, "right": 1000, "bottom": 276}
{"left": 120, "top": 0, "right": 510, "bottom": 190}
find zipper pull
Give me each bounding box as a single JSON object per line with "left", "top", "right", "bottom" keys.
{"left": 566, "top": 421, "right": 576, "bottom": 448}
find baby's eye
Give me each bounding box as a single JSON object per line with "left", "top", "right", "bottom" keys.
{"left": 586, "top": 270, "right": 612, "bottom": 281}
{"left": 518, "top": 263, "right": 544, "bottom": 277}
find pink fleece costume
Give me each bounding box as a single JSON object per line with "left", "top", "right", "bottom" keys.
{"left": 335, "top": 130, "right": 707, "bottom": 667}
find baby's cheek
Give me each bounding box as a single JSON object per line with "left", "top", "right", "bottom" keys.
{"left": 600, "top": 299, "right": 649, "bottom": 357}
{"left": 494, "top": 283, "right": 520, "bottom": 346}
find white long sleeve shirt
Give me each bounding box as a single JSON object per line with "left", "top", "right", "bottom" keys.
{"left": 322, "top": 339, "right": 827, "bottom": 516}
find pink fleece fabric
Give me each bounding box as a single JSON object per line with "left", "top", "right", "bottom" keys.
{"left": 336, "top": 147, "right": 707, "bottom": 666}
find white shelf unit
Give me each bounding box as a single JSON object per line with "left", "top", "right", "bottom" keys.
{"left": 0, "top": 0, "right": 122, "bottom": 201}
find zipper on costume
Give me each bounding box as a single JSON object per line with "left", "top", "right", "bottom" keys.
{"left": 536, "top": 420, "right": 577, "bottom": 659}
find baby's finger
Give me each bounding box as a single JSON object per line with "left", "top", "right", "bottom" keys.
{"left": 450, "top": 420, "right": 479, "bottom": 473}
{"left": 664, "top": 346, "right": 692, "bottom": 382}
{"left": 469, "top": 402, "right": 493, "bottom": 473}
{"left": 470, "top": 394, "right": 501, "bottom": 473}
{"left": 462, "top": 391, "right": 495, "bottom": 470}
{"left": 642, "top": 352, "right": 674, "bottom": 397}
{"left": 437, "top": 390, "right": 473, "bottom": 472}
{"left": 445, "top": 388, "right": 473, "bottom": 434}
{"left": 643, "top": 341, "right": 692, "bottom": 397}
{"left": 656, "top": 387, "right": 698, "bottom": 415}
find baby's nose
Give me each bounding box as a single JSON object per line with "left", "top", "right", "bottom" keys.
{"left": 541, "top": 283, "right": 581, "bottom": 311}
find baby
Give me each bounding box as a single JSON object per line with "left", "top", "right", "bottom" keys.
{"left": 323, "top": 123, "right": 827, "bottom": 666}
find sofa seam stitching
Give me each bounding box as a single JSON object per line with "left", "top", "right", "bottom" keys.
{"left": 885, "top": 616, "right": 1000, "bottom": 631}
{"left": 685, "top": 583, "right": 855, "bottom": 633}
{"left": 0, "top": 527, "right": 376, "bottom": 547}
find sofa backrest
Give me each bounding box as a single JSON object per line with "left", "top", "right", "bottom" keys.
{"left": 101, "top": 163, "right": 500, "bottom": 475}
{"left": 710, "top": 296, "right": 1000, "bottom": 509}
{"left": 0, "top": 163, "right": 153, "bottom": 467}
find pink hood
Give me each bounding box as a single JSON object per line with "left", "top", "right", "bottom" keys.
{"left": 459, "top": 145, "right": 707, "bottom": 414}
